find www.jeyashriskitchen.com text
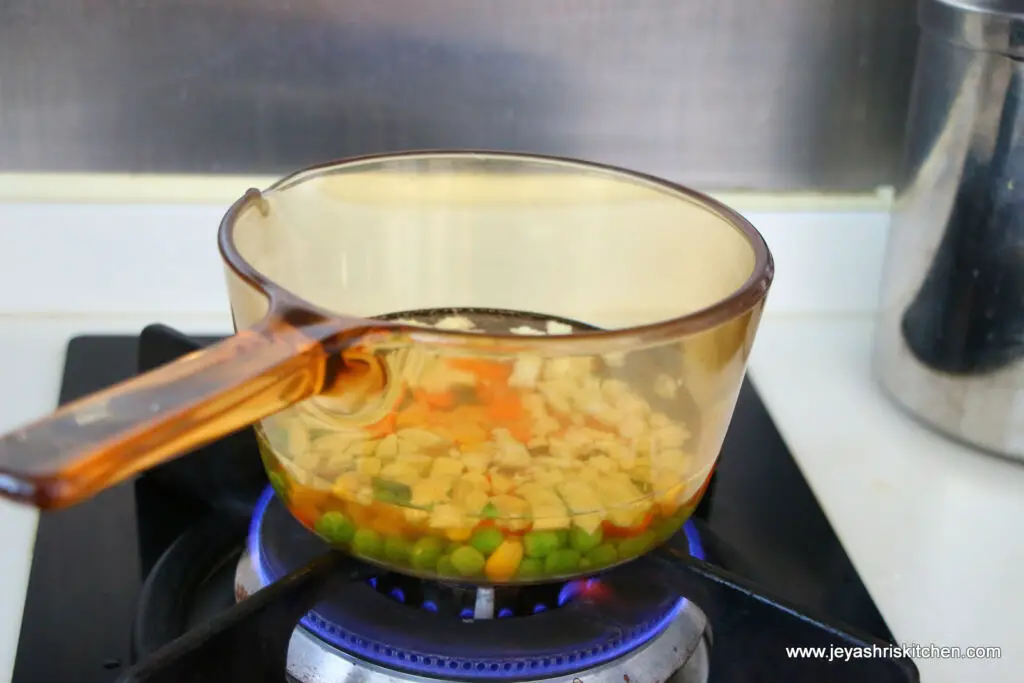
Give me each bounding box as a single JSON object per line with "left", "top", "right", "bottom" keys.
{"left": 785, "top": 643, "right": 1002, "bottom": 662}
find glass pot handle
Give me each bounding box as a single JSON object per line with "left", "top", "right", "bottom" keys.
{"left": 0, "top": 316, "right": 384, "bottom": 510}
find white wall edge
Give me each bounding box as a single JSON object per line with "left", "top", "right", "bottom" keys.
{"left": 0, "top": 173, "right": 895, "bottom": 212}
{"left": 0, "top": 200, "right": 893, "bottom": 317}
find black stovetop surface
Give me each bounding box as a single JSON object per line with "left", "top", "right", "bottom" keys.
{"left": 11, "top": 325, "right": 912, "bottom": 683}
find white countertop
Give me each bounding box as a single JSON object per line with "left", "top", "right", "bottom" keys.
{"left": 0, "top": 196, "right": 1017, "bottom": 681}
{"left": 750, "top": 316, "right": 1022, "bottom": 682}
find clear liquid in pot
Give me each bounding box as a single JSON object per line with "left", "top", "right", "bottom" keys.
{"left": 256, "top": 308, "right": 711, "bottom": 584}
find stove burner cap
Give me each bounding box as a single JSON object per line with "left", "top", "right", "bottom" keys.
{"left": 248, "top": 487, "right": 704, "bottom": 680}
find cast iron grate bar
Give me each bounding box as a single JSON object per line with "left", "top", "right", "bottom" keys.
{"left": 117, "top": 552, "right": 372, "bottom": 683}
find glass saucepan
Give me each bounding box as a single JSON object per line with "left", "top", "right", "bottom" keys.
{"left": 0, "top": 151, "right": 772, "bottom": 585}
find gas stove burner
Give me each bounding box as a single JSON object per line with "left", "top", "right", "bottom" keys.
{"left": 364, "top": 571, "right": 599, "bottom": 619}
{"left": 234, "top": 486, "right": 710, "bottom": 682}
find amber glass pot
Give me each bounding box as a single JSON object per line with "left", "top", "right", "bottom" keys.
{"left": 0, "top": 152, "right": 772, "bottom": 584}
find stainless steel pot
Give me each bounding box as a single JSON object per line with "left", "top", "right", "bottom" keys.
{"left": 873, "top": 0, "right": 1024, "bottom": 461}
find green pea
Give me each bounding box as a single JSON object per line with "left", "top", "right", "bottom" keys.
{"left": 481, "top": 502, "right": 499, "bottom": 519}
{"left": 470, "top": 527, "right": 504, "bottom": 556}
{"left": 516, "top": 558, "right": 543, "bottom": 579}
{"left": 384, "top": 536, "right": 412, "bottom": 564}
{"left": 554, "top": 529, "right": 570, "bottom": 547}
{"left": 351, "top": 528, "right": 383, "bottom": 558}
{"left": 450, "top": 546, "right": 486, "bottom": 577}
{"left": 616, "top": 531, "right": 656, "bottom": 559}
{"left": 523, "top": 530, "right": 560, "bottom": 559}
{"left": 410, "top": 537, "right": 445, "bottom": 571}
{"left": 585, "top": 543, "right": 619, "bottom": 568}
{"left": 436, "top": 555, "right": 458, "bottom": 577}
{"left": 314, "top": 510, "right": 355, "bottom": 545}
{"left": 544, "top": 548, "right": 582, "bottom": 575}
{"left": 569, "top": 526, "right": 603, "bottom": 553}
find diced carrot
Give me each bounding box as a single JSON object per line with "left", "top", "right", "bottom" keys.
{"left": 506, "top": 420, "right": 532, "bottom": 444}
{"left": 413, "top": 389, "right": 456, "bottom": 410}
{"left": 445, "top": 405, "right": 489, "bottom": 423}
{"left": 493, "top": 514, "right": 531, "bottom": 535}
{"left": 485, "top": 540, "right": 524, "bottom": 582}
{"left": 289, "top": 484, "right": 330, "bottom": 513}
{"left": 486, "top": 392, "right": 525, "bottom": 422}
{"left": 288, "top": 483, "right": 328, "bottom": 528}
{"left": 448, "top": 358, "right": 513, "bottom": 384}
{"left": 369, "top": 501, "right": 401, "bottom": 518}
{"left": 347, "top": 502, "right": 376, "bottom": 528}
{"left": 395, "top": 400, "right": 432, "bottom": 428}
{"left": 603, "top": 511, "right": 654, "bottom": 538}
{"left": 370, "top": 507, "right": 407, "bottom": 536}
{"left": 448, "top": 421, "right": 489, "bottom": 445}
{"left": 437, "top": 406, "right": 490, "bottom": 445}
{"left": 364, "top": 412, "right": 396, "bottom": 438}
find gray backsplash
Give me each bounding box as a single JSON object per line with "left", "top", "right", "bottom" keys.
{"left": 0, "top": 0, "right": 918, "bottom": 190}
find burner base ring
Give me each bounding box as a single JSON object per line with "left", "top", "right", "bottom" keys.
{"left": 235, "top": 549, "right": 709, "bottom": 683}
{"left": 285, "top": 612, "right": 708, "bottom": 683}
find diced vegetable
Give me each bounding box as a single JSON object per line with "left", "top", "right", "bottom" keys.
{"left": 585, "top": 543, "right": 618, "bottom": 568}
{"left": 448, "top": 358, "right": 513, "bottom": 384}
{"left": 413, "top": 389, "right": 455, "bottom": 410}
{"left": 603, "top": 511, "right": 654, "bottom": 538}
{"left": 410, "top": 537, "right": 445, "bottom": 571}
{"left": 436, "top": 555, "right": 458, "bottom": 577}
{"left": 569, "top": 526, "right": 603, "bottom": 553}
{"left": 384, "top": 536, "right": 412, "bottom": 564}
{"left": 523, "top": 531, "right": 561, "bottom": 559}
{"left": 450, "top": 546, "right": 487, "bottom": 577}
{"left": 259, "top": 309, "right": 708, "bottom": 583}
{"left": 314, "top": 511, "right": 355, "bottom": 544}
{"left": 372, "top": 477, "right": 412, "bottom": 505}
{"left": 352, "top": 529, "right": 384, "bottom": 558}
{"left": 616, "top": 531, "right": 656, "bottom": 559}
{"left": 470, "top": 527, "right": 505, "bottom": 556}
{"left": 485, "top": 540, "right": 524, "bottom": 581}
{"left": 517, "top": 558, "right": 543, "bottom": 579}
{"left": 544, "top": 548, "right": 582, "bottom": 575}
